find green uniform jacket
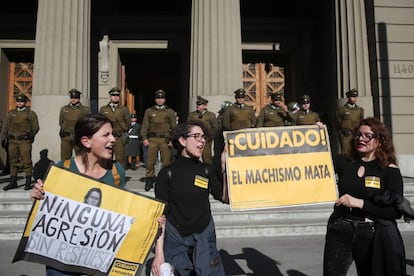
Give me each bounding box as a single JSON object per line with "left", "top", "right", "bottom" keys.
{"left": 187, "top": 110, "right": 218, "bottom": 139}
{"left": 141, "top": 105, "right": 176, "bottom": 140}
{"left": 256, "top": 104, "right": 288, "bottom": 127}
{"left": 291, "top": 110, "right": 321, "bottom": 125}
{"left": 59, "top": 103, "right": 90, "bottom": 133}
{"left": 4, "top": 108, "right": 39, "bottom": 139}
{"left": 99, "top": 104, "right": 131, "bottom": 136}
{"left": 222, "top": 103, "right": 256, "bottom": 130}
{"left": 336, "top": 103, "right": 364, "bottom": 131}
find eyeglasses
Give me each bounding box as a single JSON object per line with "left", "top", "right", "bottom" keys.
{"left": 110, "top": 94, "right": 120, "bottom": 96}
{"left": 236, "top": 96, "right": 245, "bottom": 99}
{"left": 186, "top": 133, "right": 207, "bottom": 141}
{"left": 70, "top": 97, "right": 80, "bottom": 99}
{"left": 155, "top": 96, "right": 165, "bottom": 99}
{"left": 354, "top": 132, "right": 377, "bottom": 141}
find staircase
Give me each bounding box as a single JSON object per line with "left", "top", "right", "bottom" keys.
{"left": 1, "top": 178, "right": 413, "bottom": 240}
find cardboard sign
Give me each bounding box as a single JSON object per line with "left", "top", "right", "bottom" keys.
{"left": 13, "top": 165, "right": 165, "bottom": 276}
{"left": 224, "top": 125, "right": 337, "bottom": 210}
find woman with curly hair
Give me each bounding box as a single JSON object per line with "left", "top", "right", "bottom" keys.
{"left": 323, "top": 117, "right": 409, "bottom": 275}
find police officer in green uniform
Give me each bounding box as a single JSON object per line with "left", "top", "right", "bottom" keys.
{"left": 2, "top": 94, "right": 39, "bottom": 191}
{"left": 186, "top": 96, "right": 218, "bottom": 164}
{"left": 141, "top": 89, "right": 177, "bottom": 191}
{"left": 336, "top": 88, "right": 364, "bottom": 154}
{"left": 256, "top": 92, "right": 289, "bottom": 127}
{"left": 290, "top": 94, "right": 322, "bottom": 126}
{"left": 222, "top": 88, "right": 256, "bottom": 130}
{"left": 99, "top": 87, "right": 131, "bottom": 168}
{"left": 59, "top": 89, "right": 90, "bottom": 160}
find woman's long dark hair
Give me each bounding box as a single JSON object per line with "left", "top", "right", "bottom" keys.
{"left": 349, "top": 117, "right": 397, "bottom": 168}
{"left": 74, "top": 113, "right": 113, "bottom": 169}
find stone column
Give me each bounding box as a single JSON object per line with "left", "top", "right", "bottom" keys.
{"left": 336, "top": 0, "right": 373, "bottom": 116}
{"left": 190, "top": 0, "right": 243, "bottom": 112}
{"left": 31, "top": 0, "right": 90, "bottom": 162}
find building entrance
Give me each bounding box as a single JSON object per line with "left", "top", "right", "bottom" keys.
{"left": 242, "top": 63, "right": 285, "bottom": 115}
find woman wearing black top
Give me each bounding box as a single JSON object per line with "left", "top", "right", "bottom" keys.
{"left": 323, "top": 117, "right": 407, "bottom": 275}
{"left": 151, "top": 120, "right": 226, "bottom": 276}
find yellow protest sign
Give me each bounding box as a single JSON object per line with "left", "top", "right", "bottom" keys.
{"left": 13, "top": 165, "right": 165, "bottom": 276}
{"left": 224, "top": 125, "right": 337, "bottom": 211}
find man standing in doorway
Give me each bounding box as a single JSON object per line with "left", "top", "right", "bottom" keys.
{"left": 222, "top": 88, "right": 256, "bottom": 131}
{"left": 99, "top": 87, "right": 131, "bottom": 168}
{"left": 2, "top": 93, "right": 39, "bottom": 191}
{"left": 186, "top": 96, "right": 218, "bottom": 164}
{"left": 336, "top": 88, "right": 364, "bottom": 155}
{"left": 141, "top": 89, "right": 176, "bottom": 191}
{"left": 290, "top": 94, "right": 322, "bottom": 126}
{"left": 59, "top": 89, "right": 90, "bottom": 160}
{"left": 256, "top": 92, "right": 289, "bottom": 127}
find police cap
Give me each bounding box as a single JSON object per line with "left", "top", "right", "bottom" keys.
{"left": 270, "top": 93, "right": 282, "bottom": 101}
{"left": 301, "top": 94, "right": 311, "bottom": 104}
{"left": 345, "top": 88, "right": 358, "bottom": 97}
{"left": 108, "top": 87, "right": 121, "bottom": 96}
{"left": 69, "top": 89, "right": 82, "bottom": 98}
{"left": 154, "top": 89, "right": 166, "bottom": 99}
{"left": 196, "top": 96, "right": 208, "bottom": 105}
{"left": 234, "top": 88, "right": 246, "bottom": 98}
{"left": 15, "top": 93, "right": 27, "bottom": 102}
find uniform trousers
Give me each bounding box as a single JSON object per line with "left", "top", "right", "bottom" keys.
{"left": 113, "top": 136, "right": 126, "bottom": 169}
{"left": 9, "top": 140, "right": 33, "bottom": 176}
{"left": 146, "top": 137, "right": 171, "bottom": 177}
{"left": 339, "top": 133, "right": 352, "bottom": 155}
{"left": 201, "top": 141, "right": 213, "bottom": 164}
{"left": 60, "top": 135, "right": 75, "bottom": 161}
{"left": 323, "top": 217, "right": 375, "bottom": 276}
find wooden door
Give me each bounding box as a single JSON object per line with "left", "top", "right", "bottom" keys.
{"left": 8, "top": 62, "right": 33, "bottom": 110}
{"left": 242, "top": 63, "right": 285, "bottom": 115}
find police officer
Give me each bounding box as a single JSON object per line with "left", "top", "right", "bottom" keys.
{"left": 186, "top": 96, "right": 218, "bottom": 164}
{"left": 59, "top": 89, "right": 90, "bottom": 160}
{"left": 222, "top": 88, "right": 256, "bottom": 130}
{"left": 141, "top": 89, "right": 176, "bottom": 191}
{"left": 290, "top": 94, "right": 322, "bottom": 126}
{"left": 2, "top": 94, "right": 39, "bottom": 191}
{"left": 336, "top": 88, "right": 364, "bottom": 154}
{"left": 99, "top": 87, "right": 131, "bottom": 168}
{"left": 125, "top": 113, "right": 141, "bottom": 170}
{"left": 256, "top": 92, "right": 289, "bottom": 127}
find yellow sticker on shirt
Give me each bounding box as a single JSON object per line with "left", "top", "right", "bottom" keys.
{"left": 365, "top": 176, "right": 380, "bottom": 189}
{"left": 194, "top": 175, "right": 208, "bottom": 189}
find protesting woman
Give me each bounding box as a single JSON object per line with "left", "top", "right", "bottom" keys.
{"left": 151, "top": 120, "right": 226, "bottom": 276}
{"left": 323, "top": 117, "right": 407, "bottom": 275}
{"left": 30, "top": 113, "right": 127, "bottom": 275}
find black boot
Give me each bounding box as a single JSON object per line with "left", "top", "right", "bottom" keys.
{"left": 130, "top": 157, "right": 137, "bottom": 170}
{"left": 24, "top": 175, "right": 33, "bottom": 190}
{"left": 145, "top": 177, "right": 154, "bottom": 191}
{"left": 3, "top": 176, "right": 18, "bottom": 191}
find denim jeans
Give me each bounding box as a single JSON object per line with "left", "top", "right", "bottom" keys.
{"left": 323, "top": 217, "right": 375, "bottom": 276}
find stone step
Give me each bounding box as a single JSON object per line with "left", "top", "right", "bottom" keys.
{"left": 1, "top": 181, "right": 413, "bottom": 240}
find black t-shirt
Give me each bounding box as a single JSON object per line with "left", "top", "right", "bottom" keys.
{"left": 155, "top": 156, "right": 223, "bottom": 236}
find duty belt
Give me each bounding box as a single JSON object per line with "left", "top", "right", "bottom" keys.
{"left": 9, "top": 134, "right": 30, "bottom": 141}
{"left": 148, "top": 132, "right": 169, "bottom": 138}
